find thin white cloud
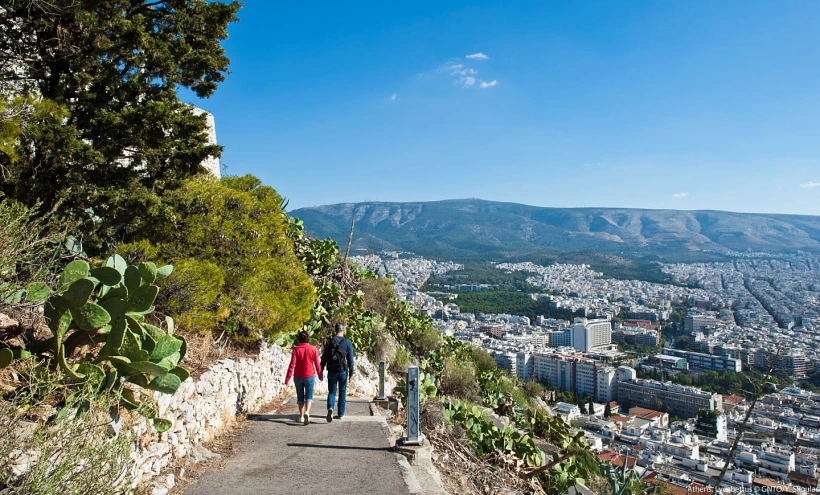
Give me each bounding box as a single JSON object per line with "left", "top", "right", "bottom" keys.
{"left": 437, "top": 57, "right": 498, "bottom": 89}
{"left": 800, "top": 181, "right": 820, "bottom": 189}
{"left": 453, "top": 68, "right": 477, "bottom": 76}
{"left": 390, "top": 93, "right": 398, "bottom": 101}
{"left": 672, "top": 192, "right": 689, "bottom": 198}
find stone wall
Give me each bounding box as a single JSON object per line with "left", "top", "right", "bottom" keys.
{"left": 129, "top": 343, "right": 395, "bottom": 494}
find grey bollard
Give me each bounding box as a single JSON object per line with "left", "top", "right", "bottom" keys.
{"left": 400, "top": 365, "right": 425, "bottom": 446}
{"left": 377, "top": 361, "right": 386, "bottom": 400}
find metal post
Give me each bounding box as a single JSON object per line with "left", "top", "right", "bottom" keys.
{"left": 401, "top": 365, "right": 424, "bottom": 445}
{"left": 377, "top": 361, "right": 386, "bottom": 400}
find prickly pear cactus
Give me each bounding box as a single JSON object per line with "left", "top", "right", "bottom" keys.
{"left": 2, "top": 255, "right": 186, "bottom": 431}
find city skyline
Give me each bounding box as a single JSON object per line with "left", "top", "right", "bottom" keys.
{"left": 187, "top": 1, "right": 820, "bottom": 215}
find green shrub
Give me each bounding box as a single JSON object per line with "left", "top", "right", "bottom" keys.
{"left": 120, "top": 175, "right": 314, "bottom": 342}
{"left": 284, "top": 214, "right": 383, "bottom": 354}
{"left": 394, "top": 371, "right": 437, "bottom": 406}
{"left": 157, "top": 258, "right": 227, "bottom": 333}
{"left": 470, "top": 347, "right": 497, "bottom": 373}
{"left": 358, "top": 275, "right": 395, "bottom": 315}
{"left": 370, "top": 315, "right": 397, "bottom": 364}
{"left": 407, "top": 323, "right": 443, "bottom": 358}
{"left": 439, "top": 360, "right": 480, "bottom": 402}
{"left": 444, "top": 399, "right": 545, "bottom": 468}
{"left": 520, "top": 380, "right": 545, "bottom": 398}
{"left": 390, "top": 345, "right": 411, "bottom": 374}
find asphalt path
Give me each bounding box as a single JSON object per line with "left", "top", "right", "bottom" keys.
{"left": 185, "top": 397, "right": 410, "bottom": 495}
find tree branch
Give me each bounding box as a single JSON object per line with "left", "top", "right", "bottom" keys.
{"left": 711, "top": 341, "right": 786, "bottom": 494}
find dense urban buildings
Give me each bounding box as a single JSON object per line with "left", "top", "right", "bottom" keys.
{"left": 353, "top": 251, "right": 820, "bottom": 493}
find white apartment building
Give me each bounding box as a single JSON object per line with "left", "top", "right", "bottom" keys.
{"left": 684, "top": 314, "right": 718, "bottom": 335}
{"left": 533, "top": 349, "right": 617, "bottom": 402}
{"left": 516, "top": 351, "right": 534, "bottom": 381}
{"left": 596, "top": 367, "right": 617, "bottom": 402}
{"left": 616, "top": 365, "right": 637, "bottom": 382}
{"left": 636, "top": 429, "right": 700, "bottom": 460}
{"left": 534, "top": 351, "right": 574, "bottom": 393}
{"left": 758, "top": 450, "right": 796, "bottom": 482}
{"left": 555, "top": 402, "right": 581, "bottom": 422}
{"left": 571, "top": 317, "right": 612, "bottom": 352}
{"left": 617, "top": 378, "right": 723, "bottom": 418}
{"left": 576, "top": 359, "right": 597, "bottom": 399}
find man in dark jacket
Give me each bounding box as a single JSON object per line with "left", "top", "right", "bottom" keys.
{"left": 321, "top": 322, "right": 355, "bottom": 422}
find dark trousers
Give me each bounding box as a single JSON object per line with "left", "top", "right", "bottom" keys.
{"left": 327, "top": 370, "right": 348, "bottom": 417}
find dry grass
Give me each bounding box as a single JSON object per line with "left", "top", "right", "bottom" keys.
{"left": 177, "top": 330, "right": 260, "bottom": 380}
{"left": 0, "top": 360, "right": 136, "bottom": 495}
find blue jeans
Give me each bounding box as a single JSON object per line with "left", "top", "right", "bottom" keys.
{"left": 327, "top": 370, "right": 348, "bottom": 417}
{"left": 294, "top": 376, "right": 315, "bottom": 405}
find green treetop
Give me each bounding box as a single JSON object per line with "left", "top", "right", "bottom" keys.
{"left": 0, "top": 0, "right": 240, "bottom": 246}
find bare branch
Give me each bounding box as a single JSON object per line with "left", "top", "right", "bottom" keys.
{"left": 711, "top": 340, "right": 786, "bottom": 494}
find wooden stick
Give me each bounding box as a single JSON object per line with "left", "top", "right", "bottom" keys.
{"left": 343, "top": 216, "right": 355, "bottom": 264}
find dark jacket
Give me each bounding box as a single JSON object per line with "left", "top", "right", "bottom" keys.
{"left": 321, "top": 336, "right": 355, "bottom": 375}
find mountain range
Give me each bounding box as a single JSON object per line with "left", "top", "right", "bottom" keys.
{"left": 291, "top": 199, "right": 820, "bottom": 261}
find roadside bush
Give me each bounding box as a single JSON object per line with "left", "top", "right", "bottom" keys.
{"left": 407, "top": 323, "right": 443, "bottom": 358}
{"left": 119, "top": 175, "right": 314, "bottom": 342}
{"left": 286, "top": 217, "right": 382, "bottom": 354}
{"left": 471, "top": 347, "right": 497, "bottom": 373}
{"left": 520, "top": 380, "right": 545, "bottom": 398}
{"left": 2, "top": 255, "right": 188, "bottom": 431}
{"left": 440, "top": 360, "right": 480, "bottom": 402}
{"left": 370, "top": 316, "right": 398, "bottom": 364}
{"left": 358, "top": 275, "right": 395, "bottom": 315}
{"left": 443, "top": 399, "right": 545, "bottom": 468}
{"left": 157, "top": 258, "right": 227, "bottom": 333}
{"left": 390, "top": 345, "right": 411, "bottom": 374}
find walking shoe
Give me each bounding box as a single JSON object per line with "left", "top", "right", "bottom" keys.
{"left": 335, "top": 415, "right": 343, "bottom": 420}
{"left": 303, "top": 413, "right": 310, "bottom": 426}
{"left": 327, "top": 408, "right": 333, "bottom": 423}
{"left": 297, "top": 415, "right": 304, "bottom": 423}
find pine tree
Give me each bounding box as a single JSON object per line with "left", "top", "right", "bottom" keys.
{"left": 0, "top": 1, "right": 240, "bottom": 246}
{"left": 604, "top": 402, "right": 612, "bottom": 418}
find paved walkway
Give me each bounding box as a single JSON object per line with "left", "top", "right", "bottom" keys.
{"left": 185, "top": 397, "right": 412, "bottom": 495}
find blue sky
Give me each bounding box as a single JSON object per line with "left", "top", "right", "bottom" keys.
{"left": 184, "top": 1, "right": 820, "bottom": 215}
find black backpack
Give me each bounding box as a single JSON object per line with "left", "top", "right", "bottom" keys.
{"left": 326, "top": 337, "right": 348, "bottom": 372}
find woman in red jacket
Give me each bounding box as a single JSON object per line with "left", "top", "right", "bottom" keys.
{"left": 284, "top": 331, "right": 323, "bottom": 425}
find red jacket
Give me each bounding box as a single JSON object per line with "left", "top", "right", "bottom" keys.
{"left": 285, "top": 343, "right": 323, "bottom": 384}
